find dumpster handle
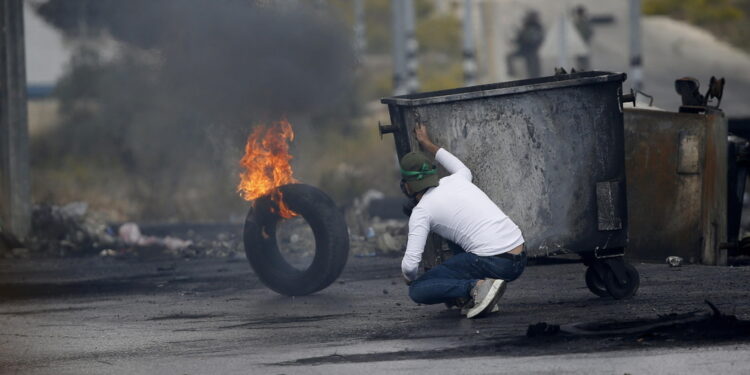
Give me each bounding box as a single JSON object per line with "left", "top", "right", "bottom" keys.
{"left": 621, "top": 89, "right": 636, "bottom": 107}
{"left": 378, "top": 121, "right": 397, "bottom": 139}
{"left": 636, "top": 90, "right": 654, "bottom": 106}
{"left": 621, "top": 89, "right": 654, "bottom": 107}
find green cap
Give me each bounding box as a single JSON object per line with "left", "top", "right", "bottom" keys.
{"left": 399, "top": 151, "right": 439, "bottom": 194}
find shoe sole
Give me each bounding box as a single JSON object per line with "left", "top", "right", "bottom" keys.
{"left": 467, "top": 280, "right": 506, "bottom": 319}
{"left": 462, "top": 303, "right": 499, "bottom": 316}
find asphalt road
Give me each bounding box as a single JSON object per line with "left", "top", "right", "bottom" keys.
{"left": 1, "top": 254, "right": 750, "bottom": 374}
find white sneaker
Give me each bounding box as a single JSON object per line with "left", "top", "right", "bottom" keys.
{"left": 466, "top": 279, "right": 506, "bottom": 319}
{"left": 461, "top": 302, "right": 499, "bottom": 315}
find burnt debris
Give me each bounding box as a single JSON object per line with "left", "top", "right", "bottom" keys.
{"left": 526, "top": 301, "right": 750, "bottom": 344}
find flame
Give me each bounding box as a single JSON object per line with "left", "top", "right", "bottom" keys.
{"left": 237, "top": 119, "right": 298, "bottom": 218}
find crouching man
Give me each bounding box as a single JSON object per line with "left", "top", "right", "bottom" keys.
{"left": 400, "top": 123, "right": 526, "bottom": 318}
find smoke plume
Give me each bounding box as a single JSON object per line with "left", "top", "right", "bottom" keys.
{"left": 32, "top": 0, "right": 357, "bottom": 221}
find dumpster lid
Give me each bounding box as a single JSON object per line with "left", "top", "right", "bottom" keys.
{"left": 381, "top": 71, "right": 626, "bottom": 107}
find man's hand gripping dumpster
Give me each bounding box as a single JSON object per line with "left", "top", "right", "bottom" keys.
{"left": 400, "top": 123, "right": 527, "bottom": 319}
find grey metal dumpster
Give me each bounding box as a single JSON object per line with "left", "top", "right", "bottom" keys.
{"left": 380, "top": 71, "right": 639, "bottom": 299}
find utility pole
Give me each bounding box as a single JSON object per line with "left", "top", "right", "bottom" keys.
{"left": 391, "top": 0, "right": 406, "bottom": 95}
{"left": 556, "top": 10, "right": 568, "bottom": 69}
{"left": 0, "top": 0, "right": 31, "bottom": 241}
{"left": 353, "top": 0, "right": 366, "bottom": 61}
{"left": 628, "top": 0, "right": 643, "bottom": 91}
{"left": 403, "top": 0, "right": 419, "bottom": 93}
{"left": 462, "top": 0, "right": 477, "bottom": 86}
{"left": 391, "top": 0, "right": 419, "bottom": 95}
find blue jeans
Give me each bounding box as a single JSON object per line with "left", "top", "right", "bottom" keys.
{"left": 408, "top": 246, "right": 527, "bottom": 305}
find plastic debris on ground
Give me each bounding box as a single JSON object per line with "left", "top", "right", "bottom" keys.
{"left": 1, "top": 201, "right": 241, "bottom": 260}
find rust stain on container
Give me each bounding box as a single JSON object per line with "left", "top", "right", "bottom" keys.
{"left": 624, "top": 108, "right": 727, "bottom": 265}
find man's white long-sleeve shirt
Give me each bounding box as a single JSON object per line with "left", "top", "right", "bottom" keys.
{"left": 401, "top": 148, "right": 525, "bottom": 281}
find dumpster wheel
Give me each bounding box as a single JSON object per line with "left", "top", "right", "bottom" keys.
{"left": 585, "top": 258, "right": 640, "bottom": 299}
{"left": 243, "top": 184, "right": 350, "bottom": 296}
{"left": 603, "top": 261, "right": 640, "bottom": 299}
{"left": 584, "top": 266, "right": 609, "bottom": 297}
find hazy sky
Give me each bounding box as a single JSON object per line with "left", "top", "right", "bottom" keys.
{"left": 24, "top": 0, "right": 70, "bottom": 85}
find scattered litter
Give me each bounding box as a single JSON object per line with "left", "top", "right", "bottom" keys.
{"left": 347, "top": 189, "right": 385, "bottom": 237}
{"left": 118, "top": 223, "right": 143, "bottom": 245}
{"left": 99, "top": 249, "right": 117, "bottom": 257}
{"left": 15, "top": 194, "right": 405, "bottom": 260}
{"left": 162, "top": 236, "right": 193, "bottom": 251}
{"left": 118, "top": 223, "right": 193, "bottom": 251}
{"left": 25, "top": 202, "right": 117, "bottom": 257}
{"left": 346, "top": 190, "right": 408, "bottom": 257}
{"left": 11, "top": 202, "right": 243, "bottom": 259}
{"left": 376, "top": 232, "right": 402, "bottom": 254}
{"left": 365, "top": 227, "right": 376, "bottom": 239}
{"left": 113, "top": 222, "right": 195, "bottom": 256}
{"left": 666, "top": 256, "right": 683, "bottom": 267}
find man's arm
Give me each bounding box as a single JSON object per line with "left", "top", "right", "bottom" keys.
{"left": 414, "top": 123, "right": 440, "bottom": 157}
{"left": 401, "top": 206, "right": 430, "bottom": 282}
{"left": 414, "top": 123, "right": 472, "bottom": 181}
{"left": 435, "top": 149, "right": 472, "bottom": 181}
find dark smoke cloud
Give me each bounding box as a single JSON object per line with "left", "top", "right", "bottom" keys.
{"left": 32, "top": 0, "right": 357, "bottom": 221}
{"left": 37, "top": 0, "right": 355, "bottom": 119}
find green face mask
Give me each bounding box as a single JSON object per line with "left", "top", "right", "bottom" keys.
{"left": 400, "top": 162, "right": 437, "bottom": 181}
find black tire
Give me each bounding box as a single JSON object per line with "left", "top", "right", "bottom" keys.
{"left": 585, "top": 266, "right": 610, "bottom": 297}
{"left": 603, "top": 261, "right": 640, "bottom": 299}
{"left": 243, "top": 184, "right": 350, "bottom": 296}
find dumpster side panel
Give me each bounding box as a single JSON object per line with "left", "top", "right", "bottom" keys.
{"left": 623, "top": 109, "right": 727, "bottom": 265}
{"left": 394, "top": 81, "right": 627, "bottom": 257}
{"left": 702, "top": 111, "right": 728, "bottom": 265}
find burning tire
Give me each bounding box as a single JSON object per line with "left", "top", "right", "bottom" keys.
{"left": 243, "top": 183, "right": 349, "bottom": 296}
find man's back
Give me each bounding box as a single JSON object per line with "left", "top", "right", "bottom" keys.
{"left": 419, "top": 173, "right": 523, "bottom": 256}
